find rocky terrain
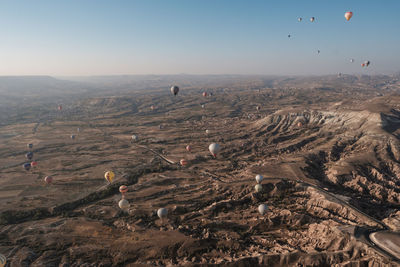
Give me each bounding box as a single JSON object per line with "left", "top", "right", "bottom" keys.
{"left": 1, "top": 75, "right": 400, "bottom": 266}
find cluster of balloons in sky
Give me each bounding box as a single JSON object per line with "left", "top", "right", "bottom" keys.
{"left": 293, "top": 11, "right": 370, "bottom": 67}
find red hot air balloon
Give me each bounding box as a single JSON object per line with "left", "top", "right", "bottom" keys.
{"left": 119, "top": 185, "right": 128, "bottom": 196}
{"left": 203, "top": 92, "right": 208, "bottom": 97}
{"left": 31, "top": 161, "right": 38, "bottom": 167}
{"left": 180, "top": 159, "right": 188, "bottom": 166}
{"left": 186, "top": 145, "right": 192, "bottom": 152}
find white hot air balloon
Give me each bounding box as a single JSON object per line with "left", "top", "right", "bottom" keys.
{"left": 298, "top": 17, "right": 302, "bottom": 22}
{"left": 310, "top": 17, "right": 315, "bottom": 22}
{"left": 255, "top": 174, "right": 263, "bottom": 184}
{"left": 170, "top": 86, "right": 179, "bottom": 96}
{"left": 206, "top": 129, "right": 210, "bottom": 134}
{"left": 119, "top": 199, "right": 130, "bottom": 210}
{"left": 350, "top": 59, "right": 354, "bottom": 63}
{"left": 157, "top": 208, "right": 168, "bottom": 219}
{"left": 209, "top": 143, "right": 220, "bottom": 157}
{"left": 258, "top": 204, "right": 268, "bottom": 215}
{"left": 255, "top": 184, "right": 263, "bottom": 193}
{"left": 344, "top": 11, "right": 353, "bottom": 21}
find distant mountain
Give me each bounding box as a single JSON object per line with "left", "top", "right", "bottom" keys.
{"left": 0, "top": 76, "right": 91, "bottom": 97}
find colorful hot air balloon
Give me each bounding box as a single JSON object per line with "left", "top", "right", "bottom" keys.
{"left": 119, "top": 199, "right": 130, "bottom": 210}
{"left": 44, "top": 176, "right": 53, "bottom": 184}
{"left": 350, "top": 59, "right": 354, "bottom": 63}
{"left": 157, "top": 208, "right": 168, "bottom": 219}
{"left": 186, "top": 145, "right": 192, "bottom": 152}
{"left": 365, "top": 60, "right": 370, "bottom": 67}
{"left": 344, "top": 11, "right": 353, "bottom": 21}
{"left": 256, "top": 106, "right": 260, "bottom": 111}
{"left": 171, "top": 86, "right": 179, "bottom": 96}
{"left": 310, "top": 17, "right": 315, "bottom": 22}
{"left": 361, "top": 63, "right": 365, "bottom": 67}
{"left": 26, "top": 152, "right": 33, "bottom": 160}
{"left": 58, "top": 105, "right": 62, "bottom": 111}
{"left": 151, "top": 105, "right": 155, "bottom": 110}
{"left": 31, "top": 161, "right": 38, "bottom": 167}
{"left": 258, "top": 204, "right": 268, "bottom": 215}
{"left": 209, "top": 143, "right": 220, "bottom": 157}
{"left": 105, "top": 171, "right": 115, "bottom": 183}
{"left": 203, "top": 92, "right": 208, "bottom": 97}
{"left": 298, "top": 17, "right": 302, "bottom": 22}
{"left": 119, "top": 185, "right": 128, "bottom": 195}
{"left": 0, "top": 253, "right": 6, "bottom": 267}
{"left": 23, "top": 163, "right": 31, "bottom": 171}
{"left": 71, "top": 135, "right": 75, "bottom": 140}
{"left": 255, "top": 174, "right": 263, "bottom": 184}
{"left": 180, "top": 159, "right": 188, "bottom": 166}
{"left": 255, "top": 184, "right": 263, "bottom": 193}
{"left": 27, "top": 143, "right": 33, "bottom": 149}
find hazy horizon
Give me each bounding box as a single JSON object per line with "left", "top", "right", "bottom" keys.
{"left": 0, "top": 0, "right": 399, "bottom": 76}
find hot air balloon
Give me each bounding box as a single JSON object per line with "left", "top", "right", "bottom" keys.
{"left": 180, "top": 159, "right": 188, "bottom": 166}
{"left": 151, "top": 105, "right": 155, "bottom": 110}
{"left": 344, "top": 11, "right": 353, "bottom": 21}
{"left": 298, "top": 17, "right": 302, "bottom": 22}
{"left": 23, "top": 163, "right": 31, "bottom": 171}
{"left": 71, "top": 135, "right": 75, "bottom": 140}
{"left": 255, "top": 174, "right": 263, "bottom": 184}
{"left": 31, "top": 161, "right": 38, "bottom": 167}
{"left": 310, "top": 17, "right": 315, "bottom": 22}
{"left": 171, "top": 86, "right": 179, "bottom": 96}
{"left": 44, "top": 176, "right": 53, "bottom": 184}
{"left": 361, "top": 63, "right": 365, "bottom": 67}
{"left": 288, "top": 34, "right": 291, "bottom": 38}
{"left": 186, "top": 145, "right": 192, "bottom": 152}
{"left": 119, "top": 199, "right": 130, "bottom": 210}
{"left": 58, "top": 105, "right": 62, "bottom": 111}
{"left": 201, "top": 104, "right": 205, "bottom": 109}
{"left": 203, "top": 92, "right": 208, "bottom": 97}
{"left": 255, "top": 184, "right": 263, "bottom": 193}
{"left": 131, "top": 134, "right": 138, "bottom": 142}
{"left": 105, "top": 171, "right": 115, "bottom": 183}
{"left": 258, "top": 204, "right": 268, "bottom": 215}
{"left": 350, "top": 59, "right": 354, "bottom": 63}
{"left": 26, "top": 152, "right": 33, "bottom": 160}
{"left": 209, "top": 143, "right": 220, "bottom": 157}
{"left": 119, "top": 185, "right": 128, "bottom": 195}
{"left": 0, "top": 253, "right": 6, "bottom": 267}
{"left": 206, "top": 129, "right": 210, "bottom": 134}
{"left": 297, "top": 121, "right": 303, "bottom": 127}
{"left": 157, "top": 208, "right": 168, "bottom": 219}
{"left": 27, "top": 143, "right": 33, "bottom": 149}
{"left": 256, "top": 106, "right": 260, "bottom": 111}
{"left": 365, "top": 60, "right": 370, "bottom": 67}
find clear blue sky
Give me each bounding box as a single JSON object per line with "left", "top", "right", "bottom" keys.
{"left": 0, "top": 0, "right": 399, "bottom": 76}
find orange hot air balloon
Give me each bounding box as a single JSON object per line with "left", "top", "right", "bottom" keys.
{"left": 186, "top": 145, "right": 192, "bottom": 152}
{"left": 44, "top": 176, "right": 53, "bottom": 184}
{"left": 344, "top": 11, "right": 353, "bottom": 21}
{"left": 180, "top": 159, "right": 188, "bottom": 166}
{"left": 119, "top": 185, "right": 128, "bottom": 194}
{"left": 31, "top": 161, "right": 38, "bottom": 167}
{"left": 203, "top": 92, "right": 208, "bottom": 97}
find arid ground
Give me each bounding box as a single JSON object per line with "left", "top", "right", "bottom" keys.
{"left": 1, "top": 74, "right": 400, "bottom": 266}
